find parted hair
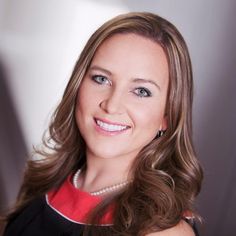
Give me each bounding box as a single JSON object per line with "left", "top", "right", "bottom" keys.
{"left": 6, "top": 12, "right": 203, "bottom": 235}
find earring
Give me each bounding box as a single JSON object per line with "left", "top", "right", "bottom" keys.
{"left": 157, "top": 130, "right": 165, "bottom": 138}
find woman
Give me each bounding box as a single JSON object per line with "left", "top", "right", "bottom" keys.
{"left": 3, "top": 12, "right": 203, "bottom": 236}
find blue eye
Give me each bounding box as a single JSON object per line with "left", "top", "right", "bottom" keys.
{"left": 91, "top": 75, "right": 110, "bottom": 85}
{"left": 134, "top": 87, "right": 152, "bottom": 97}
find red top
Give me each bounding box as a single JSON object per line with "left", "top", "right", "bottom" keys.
{"left": 46, "top": 176, "right": 114, "bottom": 225}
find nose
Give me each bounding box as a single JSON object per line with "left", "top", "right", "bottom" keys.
{"left": 100, "top": 90, "right": 125, "bottom": 114}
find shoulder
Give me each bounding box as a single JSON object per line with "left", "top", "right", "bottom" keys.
{"left": 146, "top": 220, "right": 195, "bottom": 236}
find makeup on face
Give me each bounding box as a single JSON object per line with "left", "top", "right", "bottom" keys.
{"left": 76, "top": 33, "right": 169, "bottom": 161}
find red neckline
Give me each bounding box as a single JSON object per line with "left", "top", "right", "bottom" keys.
{"left": 46, "top": 175, "right": 113, "bottom": 225}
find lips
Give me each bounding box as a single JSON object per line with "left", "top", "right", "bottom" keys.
{"left": 94, "top": 118, "right": 130, "bottom": 132}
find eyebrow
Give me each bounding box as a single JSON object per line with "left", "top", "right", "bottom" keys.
{"left": 132, "top": 78, "right": 161, "bottom": 90}
{"left": 89, "top": 65, "right": 112, "bottom": 76}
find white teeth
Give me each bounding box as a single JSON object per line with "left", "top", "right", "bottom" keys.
{"left": 96, "top": 119, "right": 128, "bottom": 132}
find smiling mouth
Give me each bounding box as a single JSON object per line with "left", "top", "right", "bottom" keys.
{"left": 95, "top": 118, "right": 130, "bottom": 132}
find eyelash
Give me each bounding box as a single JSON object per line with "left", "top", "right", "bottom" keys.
{"left": 133, "top": 87, "right": 152, "bottom": 98}
{"left": 91, "top": 75, "right": 152, "bottom": 98}
{"left": 91, "top": 75, "right": 111, "bottom": 85}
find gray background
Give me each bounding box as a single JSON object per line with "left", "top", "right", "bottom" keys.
{"left": 0, "top": 0, "right": 235, "bottom": 235}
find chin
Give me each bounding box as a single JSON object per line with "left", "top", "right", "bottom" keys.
{"left": 92, "top": 149, "right": 122, "bottom": 160}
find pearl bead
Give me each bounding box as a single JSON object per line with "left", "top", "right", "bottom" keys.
{"left": 73, "top": 169, "right": 131, "bottom": 196}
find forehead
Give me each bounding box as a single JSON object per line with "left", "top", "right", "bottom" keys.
{"left": 90, "top": 33, "right": 169, "bottom": 85}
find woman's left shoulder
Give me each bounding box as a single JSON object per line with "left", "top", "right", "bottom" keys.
{"left": 146, "top": 220, "right": 195, "bottom": 236}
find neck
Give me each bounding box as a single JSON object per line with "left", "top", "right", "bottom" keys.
{"left": 79, "top": 151, "right": 134, "bottom": 194}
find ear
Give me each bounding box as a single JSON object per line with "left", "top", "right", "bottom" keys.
{"left": 160, "top": 116, "right": 168, "bottom": 131}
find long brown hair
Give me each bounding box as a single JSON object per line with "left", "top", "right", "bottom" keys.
{"left": 5, "top": 12, "right": 203, "bottom": 235}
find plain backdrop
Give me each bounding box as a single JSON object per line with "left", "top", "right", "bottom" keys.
{"left": 0, "top": 1, "right": 235, "bottom": 235}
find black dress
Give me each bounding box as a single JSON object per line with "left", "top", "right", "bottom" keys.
{"left": 4, "top": 176, "right": 199, "bottom": 236}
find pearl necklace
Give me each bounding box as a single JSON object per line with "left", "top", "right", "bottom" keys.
{"left": 73, "top": 169, "right": 130, "bottom": 196}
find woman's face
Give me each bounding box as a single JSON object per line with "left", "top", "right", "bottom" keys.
{"left": 76, "top": 33, "right": 169, "bottom": 162}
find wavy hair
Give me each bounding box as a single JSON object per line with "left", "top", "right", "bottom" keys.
{"left": 5, "top": 12, "right": 203, "bottom": 235}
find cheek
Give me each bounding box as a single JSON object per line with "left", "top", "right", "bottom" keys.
{"left": 133, "top": 106, "right": 163, "bottom": 131}
{"left": 75, "top": 103, "right": 83, "bottom": 132}
{"left": 75, "top": 86, "right": 89, "bottom": 128}
{"left": 76, "top": 87, "right": 93, "bottom": 113}
{"left": 77, "top": 81, "right": 103, "bottom": 111}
